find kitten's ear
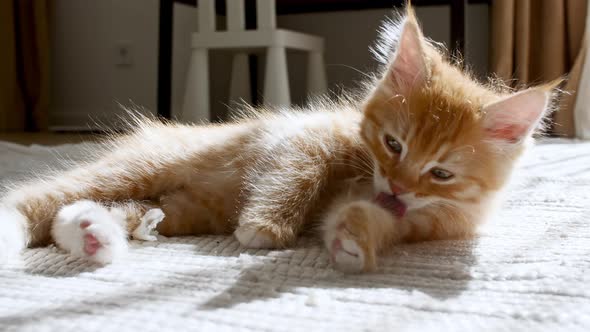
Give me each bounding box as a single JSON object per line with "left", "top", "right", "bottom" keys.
{"left": 482, "top": 87, "right": 553, "bottom": 143}
{"left": 384, "top": 10, "right": 430, "bottom": 94}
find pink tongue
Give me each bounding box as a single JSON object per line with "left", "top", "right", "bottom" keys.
{"left": 374, "top": 192, "right": 407, "bottom": 218}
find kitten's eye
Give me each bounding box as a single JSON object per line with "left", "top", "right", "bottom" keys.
{"left": 431, "top": 168, "right": 454, "bottom": 180}
{"left": 384, "top": 135, "right": 402, "bottom": 154}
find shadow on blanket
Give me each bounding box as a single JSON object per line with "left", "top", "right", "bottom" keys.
{"left": 201, "top": 238, "right": 478, "bottom": 309}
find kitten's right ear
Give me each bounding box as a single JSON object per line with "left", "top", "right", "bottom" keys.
{"left": 383, "top": 9, "right": 430, "bottom": 95}
{"left": 482, "top": 87, "right": 553, "bottom": 143}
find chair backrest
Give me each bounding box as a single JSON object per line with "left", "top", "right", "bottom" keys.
{"left": 197, "top": 0, "right": 276, "bottom": 33}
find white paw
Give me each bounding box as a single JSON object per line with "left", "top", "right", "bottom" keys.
{"left": 234, "top": 226, "right": 276, "bottom": 249}
{"left": 330, "top": 237, "right": 365, "bottom": 273}
{"left": 131, "top": 208, "right": 164, "bottom": 241}
{"left": 0, "top": 206, "right": 27, "bottom": 262}
{"left": 52, "top": 200, "right": 127, "bottom": 265}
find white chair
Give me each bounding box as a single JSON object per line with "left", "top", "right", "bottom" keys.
{"left": 182, "top": 0, "right": 328, "bottom": 122}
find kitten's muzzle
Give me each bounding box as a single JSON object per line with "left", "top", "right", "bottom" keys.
{"left": 388, "top": 181, "right": 408, "bottom": 196}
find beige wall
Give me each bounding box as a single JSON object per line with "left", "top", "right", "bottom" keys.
{"left": 50, "top": 2, "right": 489, "bottom": 128}
{"left": 50, "top": 0, "right": 159, "bottom": 129}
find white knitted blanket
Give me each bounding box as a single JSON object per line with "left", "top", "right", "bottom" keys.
{"left": 0, "top": 139, "right": 589, "bottom": 332}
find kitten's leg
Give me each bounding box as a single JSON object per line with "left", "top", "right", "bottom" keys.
{"left": 0, "top": 123, "right": 246, "bottom": 261}
{"left": 0, "top": 148, "right": 185, "bottom": 258}
{"left": 235, "top": 156, "right": 330, "bottom": 249}
{"left": 323, "top": 200, "right": 405, "bottom": 273}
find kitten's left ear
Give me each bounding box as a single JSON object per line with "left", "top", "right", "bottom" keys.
{"left": 384, "top": 9, "right": 430, "bottom": 95}
{"left": 482, "top": 87, "right": 554, "bottom": 143}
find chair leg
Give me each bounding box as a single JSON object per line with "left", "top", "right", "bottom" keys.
{"left": 263, "top": 46, "right": 290, "bottom": 107}
{"left": 229, "top": 53, "right": 252, "bottom": 107}
{"left": 307, "top": 51, "right": 328, "bottom": 98}
{"left": 182, "top": 48, "right": 209, "bottom": 122}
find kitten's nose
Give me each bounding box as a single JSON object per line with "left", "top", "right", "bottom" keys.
{"left": 389, "top": 182, "right": 407, "bottom": 196}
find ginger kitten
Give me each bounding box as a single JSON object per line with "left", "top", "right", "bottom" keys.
{"left": 0, "top": 7, "right": 556, "bottom": 272}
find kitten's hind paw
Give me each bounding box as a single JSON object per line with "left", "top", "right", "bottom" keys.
{"left": 131, "top": 208, "right": 165, "bottom": 241}
{"left": 52, "top": 200, "right": 128, "bottom": 265}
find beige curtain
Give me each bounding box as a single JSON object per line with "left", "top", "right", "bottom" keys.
{"left": 490, "top": 0, "right": 587, "bottom": 137}
{"left": 572, "top": 6, "right": 590, "bottom": 138}
{"left": 0, "top": 0, "right": 51, "bottom": 131}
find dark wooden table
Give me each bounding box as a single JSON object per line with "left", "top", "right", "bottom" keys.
{"left": 158, "top": 0, "right": 488, "bottom": 119}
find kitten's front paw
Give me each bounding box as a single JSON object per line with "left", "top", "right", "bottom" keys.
{"left": 131, "top": 208, "right": 165, "bottom": 241}
{"left": 324, "top": 202, "right": 379, "bottom": 273}
{"left": 52, "top": 200, "right": 127, "bottom": 265}
{"left": 234, "top": 226, "right": 280, "bottom": 249}
{"left": 331, "top": 236, "right": 366, "bottom": 273}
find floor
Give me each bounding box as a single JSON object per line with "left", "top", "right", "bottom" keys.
{"left": 2, "top": 139, "right": 589, "bottom": 331}
{"left": 0, "top": 132, "right": 101, "bottom": 146}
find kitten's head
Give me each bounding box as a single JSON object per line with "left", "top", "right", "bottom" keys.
{"left": 360, "top": 8, "right": 557, "bottom": 219}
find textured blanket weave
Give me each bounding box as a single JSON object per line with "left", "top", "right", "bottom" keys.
{"left": 0, "top": 140, "right": 589, "bottom": 331}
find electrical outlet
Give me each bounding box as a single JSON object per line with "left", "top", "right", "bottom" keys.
{"left": 115, "top": 42, "right": 133, "bottom": 66}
